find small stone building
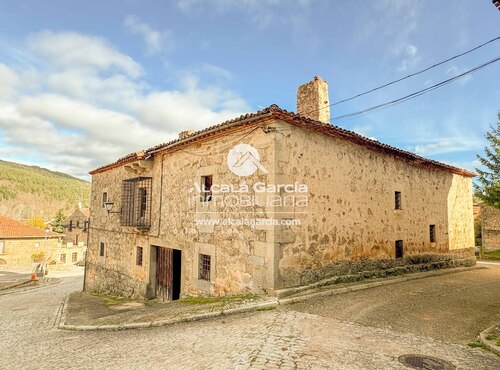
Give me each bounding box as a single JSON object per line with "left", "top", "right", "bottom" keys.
{"left": 481, "top": 203, "right": 500, "bottom": 252}
{"left": 0, "top": 216, "right": 63, "bottom": 265}
{"left": 56, "top": 207, "right": 89, "bottom": 265}
{"left": 85, "top": 77, "right": 475, "bottom": 299}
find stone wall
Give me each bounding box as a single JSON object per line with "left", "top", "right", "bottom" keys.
{"left": 273, "top": 121, "right": 474, "bottom": 289}
{"left": 481, "top": 203, "right": 500, "bottom": 252}
{"left": 0, "top": 237, "right": 61, "bottom": 265}
{"left": 86, "top": 123, "right": 278, "bottom": 297}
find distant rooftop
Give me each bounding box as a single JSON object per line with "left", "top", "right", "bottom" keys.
{"left": 0, "top": 216, "right": 62, "bottom": 239}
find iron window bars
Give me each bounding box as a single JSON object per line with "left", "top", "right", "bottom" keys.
{"left": 120, "top": 177, "right": 152, "bottom": 229}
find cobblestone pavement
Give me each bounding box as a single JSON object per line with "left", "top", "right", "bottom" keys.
{"left": 287, "top": 263, "right": 500, "bottom": 345}
{"left": 1, "top": 274, "right": 499, "bottom": 369}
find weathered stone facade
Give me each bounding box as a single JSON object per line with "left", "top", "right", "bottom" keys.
{"left": 481, "top": 203, "right": 500, "bottom": 252}
{"left": 0, "top": 237, "right": 61, "bottom": 265}
{"left": 85, "top": 78, "right": 475, "bottom": 299}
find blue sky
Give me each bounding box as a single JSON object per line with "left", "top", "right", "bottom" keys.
{"left": 0, "top": 0, "right": 498, "bottom": 178}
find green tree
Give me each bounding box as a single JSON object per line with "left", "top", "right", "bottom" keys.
{"left": 475, "top": 113, "right": 500, "bottom": 208}
{"left": 52, "top": 209, "right": 66, "bottom": 233}
{"left": 26, "top": 215, "right": 45, "bottom": 229}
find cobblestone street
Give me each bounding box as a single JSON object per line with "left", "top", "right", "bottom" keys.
{"left": 1, "top": 268, "right": 499, "bottom": 369}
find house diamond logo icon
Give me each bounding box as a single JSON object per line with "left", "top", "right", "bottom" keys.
{"left": 227, "top": 144, "right": 268, "bottom": 177}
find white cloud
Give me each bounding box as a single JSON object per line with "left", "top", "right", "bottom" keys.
{"left": 123, "top": 15, "right": 172, "bottom": 55}
{"left": 0, "top": 31, "right": 250, "bottom": 178}
{"left": 398, "top": 44, "right": 421, "bottom": 72}
{"left": 446, "top": 65, "right": 473, "bottom": 85}
{"left": 175, "top": 0, "right": 310, "bottom": 28}
{"left": 27, "top": 31, "right": 143, "bottom": 78}
{"left": 414, "top": 137, "right": 482, "bottom": 156}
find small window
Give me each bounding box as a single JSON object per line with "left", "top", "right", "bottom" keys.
{"left": 75, "top": 235, "right": 79, "bottom": 245}
{"left": 76, "top": 221, "right": 80, "bottom": 228}
{"left": 0, "top": 241, "right": 4, "bottom": 254}
{"left": 102, "top": 192, "right": 108, "bottom": 207}
{"left": 198, "top": 254, "right": 211, "bottom": 281}
{"left": 395, "top": 240, "right": 404, "bottom": 259}
{"left": 136, "top": 246, "right": 143, "bottom": 266}
{"left": 60, "top": 253, "right": 66, "bottom": 263}
{"left": 72, "top": 252, "right": 78, "bottom": 263}
{"left": 83, "top": 221, "right": 88, "bottom": 232}
{"left": 99, "top": 242, "right": 105, "bottom": 257}
{"left": 69, "top": 220, "right": 73, "bottom": 231}
{"left": 200, "top": 175, "right": 213, "bottom": 202}
{"left": 395, "top": 191, "right": 402, "bottom": 210}
{"left": 430, "top": 225, "right": 436, "bottom": 243}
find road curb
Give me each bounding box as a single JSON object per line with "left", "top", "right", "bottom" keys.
{"left": 57, "top": 265, "right": 481, "bottom": 332}
{"left": 0, "top": 277, "right": 61, "bottom": 296}
{"left": 479, "top": 323, "right": 500, "bottom": 357}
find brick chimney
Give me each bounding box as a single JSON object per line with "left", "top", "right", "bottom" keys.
{"left": 297, "top": 76, "right": 330, "bottom": 124}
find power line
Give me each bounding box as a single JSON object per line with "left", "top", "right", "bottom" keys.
{"left": 330, "top": 56, "right": 500, "bottom": 122}
{"left": 304, "top": 36, "right": 500, "bottom": 118}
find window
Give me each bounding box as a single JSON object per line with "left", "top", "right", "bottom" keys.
{"left": 395, "top": 191, "right": 402, "bottom": 210}
{"left": 99, "top": 242, "right": 105, "bottom": 257}
{"left": 75, "top": 235, "right": 79, "bottom": 245}
{"left": 198, "top": 254, "right": 211, "bottom": 281}
{"left": 72, "top": 252, "right": 78, "bottom": 263}
{"left": 136, "top": 246, "right": 143, "bottom": 266}
{"left": 69, "top": 220, "right": 73, "bottom": 231}
{"left": 395, "top": 240, "right": 404, "bottom": 259}
{"left": 102, "top": 192, "right": 108, "bottom": 207}
{"left": 60, "top": 253, "right": 66, "bottom": 263}
{"left": 121, "top": 177, "right": 152, "bottom": 229}
{"left": 139, "top": 188, "right": 148, "bottom": 218}
{"left": 200, "top": 175, "right": 213, "bottom": 202}
{"left": 76, "top": 221, "right": 80, "bottom": 228}
{"left": 430, "top": 225, "right": 436, "bottom": 243}
{"left": 83, "top": 221, "right": 88, "bottom": 232}
{"left": 0, "top": 241, "right": 4, "bottom": 254}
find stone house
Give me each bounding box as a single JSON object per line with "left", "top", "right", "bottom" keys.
{"left": 480, "top": 203, "right": 500, "bottom": 252}
{"left": 85, "top": 77, "right": 475, "bottom": 299}
{"left": 0, "top": 216, "right": 63, "bottom": 265}
{"left": 56, "top": 207, "right": 89, "bottom": 265}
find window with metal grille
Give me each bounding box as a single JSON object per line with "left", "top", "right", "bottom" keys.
{"left": 430, "top": 225, "right": 436, "bottom": 243}
{"left": 200, "top": 175, "right": 213, "bottom": 202}
{"left": 395, "top": 191, "right": 402, "bottom": 210}
{"left": 99, "top": 242, "right": 105, "bottom": 257}
{"left": 102, "top": 192, "right": 108, "bottom": 207}
{"left": 60, "top": 253, "right": 66, "bottom": 263}
{"left": 136, "top": 246, "right": 143, "bottom": 266}
{"left": 72, "top": 252, "right": 78, "bottom": 263}
{"left": 395, "top": 240, "right": 404, "bottom": 259}
{"left": 198, "top": 254, "right": 211, "bottom": 281}
{"left": 121, "top": 177, "right": 152, "bottom": 229}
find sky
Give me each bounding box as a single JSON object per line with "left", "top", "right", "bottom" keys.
{"left": 0, "top": 0, "right": 498, "bottom": 179}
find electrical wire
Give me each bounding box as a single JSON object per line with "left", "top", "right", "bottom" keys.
{"left": 304, "top": 36, "right": 500, "bottom": 117}
{"left": 330, "top": 55, "right": 500, "bottom": 123}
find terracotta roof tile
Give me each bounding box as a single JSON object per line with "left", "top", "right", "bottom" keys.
{"left": 0, "top": 216, "right": 62, "bottom": 238}
{"left": 89, "top": 105, "right": 475, "bottom": 178}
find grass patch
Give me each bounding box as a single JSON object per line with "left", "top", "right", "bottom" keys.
{"left": 90, "top": 292, "right": 138, "bottom": 306}
{"left": 485, "top": 334, "right": 497, "bottom": 341}
{"left": 468, "top": 341, "right": 489, "bottom": 350}
{"left": 179, "top": 294, "right": 258, "bottom": 305}
{"left": 497, "top": 339, "right": 500, "bottom": 347}
{"left": 479, "top": 250, "right": 500, "bottom": 260}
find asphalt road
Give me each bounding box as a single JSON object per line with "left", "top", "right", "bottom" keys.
{"left": 0, "top": 266, "right": 499, "bottom": 369}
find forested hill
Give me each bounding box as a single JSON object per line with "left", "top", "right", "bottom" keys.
{"left": 0, "top": 159, "right": 90, "bottom": 220}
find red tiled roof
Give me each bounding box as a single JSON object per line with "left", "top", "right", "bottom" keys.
{"left": 0, "top": 216, "right": 62, "bottom": 238}
{"left": 89, "top": 105, "right": 476, "bottom": 177}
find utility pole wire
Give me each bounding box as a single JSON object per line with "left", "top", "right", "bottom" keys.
{"left": 330, "top": 56, "right": 500, "bottom": 122}
{"left": 304, "top": 36, "right": 500, "bottom": 118}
